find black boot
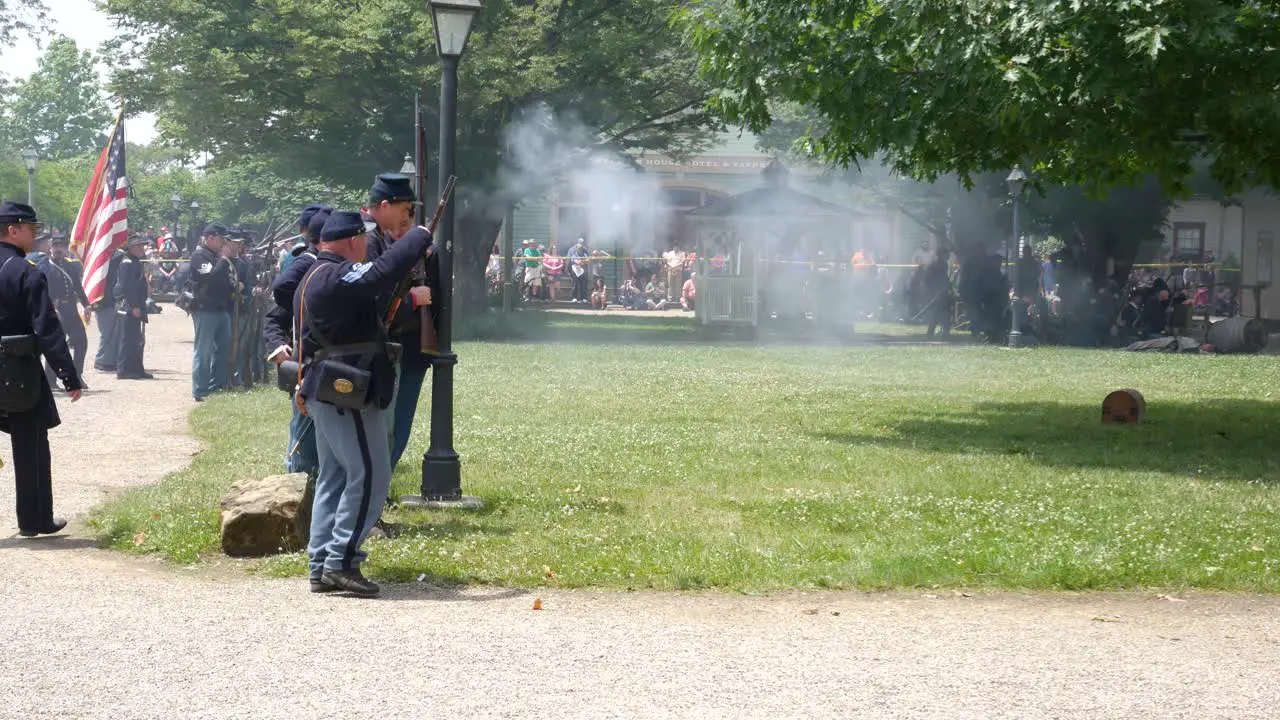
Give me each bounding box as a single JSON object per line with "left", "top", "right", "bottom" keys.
{"left": 320, "top": 568, "right": 380, "bottom": 597}
{"left": 19, "top": 517, "right": 67, "bottom": 537}
{"left": 309, "top": 576, "right": 339, "bottom": 593}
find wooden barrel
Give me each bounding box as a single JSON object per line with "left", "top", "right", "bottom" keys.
{"left": 1102, "top": 389, "right": 1146, "bottom": 425}
{"left": 1206, "top": 317, "right": 1269, "bottom": 354}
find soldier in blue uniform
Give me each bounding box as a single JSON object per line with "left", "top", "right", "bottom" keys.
{"left": 29, "top": 232, "right": 50, "bottom": 265}
{"left": 38, "top": 232, "right": 91, "bottom": 386}
{"left": 279, "top": 204, "right": 326, "bottom": 273}
{"left": 188, "top": 223, "right": 235, "bottom": 401}
{"left": 266, "top": 207, "right": 331, "bottom": 479}
{"left": 364, "top": 173, "right": 437, "bottom": 471}
{"left": 0, "top": 202, "right": 84, "bottom": 537}
{"left": 295, "top": 211, "right": 432, "bottom": 596}
{"left": 114, "top": 234, "right": 153, "bottom": 379}
{"left": 92, "top": 245, "right": 126, "bottom": 372}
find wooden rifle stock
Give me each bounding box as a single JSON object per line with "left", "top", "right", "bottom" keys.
{"left": 383, "top": 175, "right": 457, "bottom": 355}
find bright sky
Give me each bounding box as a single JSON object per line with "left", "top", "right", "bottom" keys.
{"left": 1, "top": 0, "right": 158, "bottom": 143}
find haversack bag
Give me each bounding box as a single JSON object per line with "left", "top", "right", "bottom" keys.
{"left": 311, "top": 356, "right": 372, "bottom": 410}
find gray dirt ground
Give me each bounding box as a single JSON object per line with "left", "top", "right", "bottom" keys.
{"left": 1, "top": 309, "right": 1279, "bottom": 720}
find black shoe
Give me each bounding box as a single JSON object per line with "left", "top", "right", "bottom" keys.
{"left": 193, "top": 396, "right": 206, "bottom": 402}
{"left": 309, "top": 577, "right": 338, "bottom": 593}
{"left": 117, "top": 372, "right": 155, "bottom": 380}
{"left": 320, "top": 569, "right": 380, "bottom": 596}
{"left": 94, "top": 364, "right": 116, "bottom": 372}
{"left": 19, "top": 517, "right": 67, "bottom": 537}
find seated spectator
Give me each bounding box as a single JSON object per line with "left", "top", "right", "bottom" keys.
{"left": 620, "top": 278, "right": 645, "bottom": 310}
{"left": 681, "top": 272, "right": 697, "bottom": 312}
{"left": 590, "top": 276, "right": 608, "bottom": 309}
{"left": 645, "top": 277, "right": 667, "bottom": 310}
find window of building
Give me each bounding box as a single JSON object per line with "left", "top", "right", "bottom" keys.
{"left": 1172, "top": 222, "right": 1206, "bottom": 260}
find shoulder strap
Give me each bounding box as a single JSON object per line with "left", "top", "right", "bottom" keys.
{"left": 293, "top": 264, "right": 327, "bottom": 414}
{"left": 295, "top": 262, "right": 330, "bottom": 352}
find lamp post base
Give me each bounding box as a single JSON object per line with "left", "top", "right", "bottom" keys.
{"left": 502, "top": 281, "right": 515, "bottom": 314}
{"left": 399, "top": 494, "right": 484, "bottom": 510}
{"left": 1007, "top": 330, "right": 1026, "bottom": 349}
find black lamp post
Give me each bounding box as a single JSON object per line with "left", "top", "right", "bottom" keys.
{"left": 406, "top": 0, "right": 482, "bottom": 508}
{"left": 170, "top": 192, "right": 183, "bottom": 250}
{"left": 22, "top": 147, "right": 38, "bottom": 207}
{"left": 1006, "top": 165, "right": 1027, "bottom": 349}
{"left": 189, "top": 200, "right": 201, "bottom": 252}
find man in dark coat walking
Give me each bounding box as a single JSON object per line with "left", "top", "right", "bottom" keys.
{"left": 0, "top": 202, "right": 84, "bottom": 537}
{"left": 114, "top": 235, "right": 153, "bottom": 379}
{"left": 38, "top": 232, "right": 91, "bottom": 386}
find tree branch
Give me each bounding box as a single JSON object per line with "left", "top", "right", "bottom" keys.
{"left": 596, "top": 96, "right": 709, "bottom": 147}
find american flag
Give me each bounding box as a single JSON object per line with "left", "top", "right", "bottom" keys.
{"left": 71, "top": 108, "right": 127, "bottom": 306}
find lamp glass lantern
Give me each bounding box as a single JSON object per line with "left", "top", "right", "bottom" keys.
{"left": 190, "top": 200, "right": 200, "bottom": 211}
{"left": 1006, "top": 165, "right": 1027, "bottom": 197}
{"left": 430, "top": 0, "right": 482, "bottom": 58}
{"left": 170, "top": 192, "right": 182, "bottom": 211}
{"left": 400, "top": 153, "right": 417, "bottom": 196}
{"left": 21, "top": 147, "right": 38, "bottom": 173}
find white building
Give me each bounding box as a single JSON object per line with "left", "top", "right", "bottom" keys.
{"left": 1163, "top": 190, "right": 1279, "bottom": 320}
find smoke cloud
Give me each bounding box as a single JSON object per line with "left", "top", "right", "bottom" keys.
{"left": 497, "top": 104, "right": 669, "bottom": 253}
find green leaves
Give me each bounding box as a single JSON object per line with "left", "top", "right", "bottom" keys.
{"left": 101, "top": 0, "right": 719, "bottom": 194}
{"left": 683, "top": 0, "right": 1280, "bottom": 194}
{"left": 0, "top": 0, "right": 45, "bottom": 50}
{"left": 5, "top": 36, "right": 112, "bottom": 160}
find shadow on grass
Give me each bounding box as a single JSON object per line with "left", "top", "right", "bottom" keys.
{"left": 484, "top": 310, "right": 954, "bottom": 347}
{"left": 817, "top": 398, "right": 1280, "bottom": 481}
{"left": 387, "top": 515, "right": 516, "bottom": 539}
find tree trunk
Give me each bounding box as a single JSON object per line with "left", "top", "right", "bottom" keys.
{"left": 453, "top": 210, "right": 504, "bottom": 336}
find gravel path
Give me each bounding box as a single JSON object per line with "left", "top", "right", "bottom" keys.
{"left": 2, "top": 309, "right": 1279, "bottom": 720}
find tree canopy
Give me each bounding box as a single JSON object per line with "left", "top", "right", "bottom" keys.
{"left": 103, "top": 0, "right": 719, "bottom": 190}
{"left": 682, "top": 0, "right": 1280, "bottom": 193}
{"left": 6, "top": 36, "right": 113, "bottom": 160}
{"left": 0, "top": 0, "right": 43, "bottom": 50}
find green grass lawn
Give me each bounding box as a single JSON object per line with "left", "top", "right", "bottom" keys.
{"left": 91, "top": 329, "right": 1280, "bottom": 592}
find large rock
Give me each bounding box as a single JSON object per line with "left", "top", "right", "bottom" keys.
{"left": 219, "top": 473, "right": 309, "bottom": 557}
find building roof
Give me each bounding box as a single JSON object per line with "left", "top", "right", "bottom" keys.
{"left": 685, "top": 185, "right": 858, "bottom": 219}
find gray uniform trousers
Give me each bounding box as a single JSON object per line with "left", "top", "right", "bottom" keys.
{"left": 304, "top": 398, "right": 392, "bottom": 579}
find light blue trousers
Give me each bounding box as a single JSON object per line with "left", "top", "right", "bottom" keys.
{"left": 191, "top": 310, "right": 231, "bottom": 399}
{"left": 286, "top": 401, "right": 319, "bottom": 477}
{"left": 305, "top": 399, "right": 392, "bottom": 578}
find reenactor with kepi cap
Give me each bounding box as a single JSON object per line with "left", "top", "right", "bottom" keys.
{"left": 114, "top": 234, "right": 153, "bottom": 379}
{"left": 0, "top": 201, "right": 85, "bottom": 537}
{"left": 294, "top": 210, "right": 433, "bottom": 596}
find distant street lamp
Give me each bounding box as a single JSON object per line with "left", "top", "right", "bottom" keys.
{"left": 1006, "top": 165, "right": 1028, "bottom": 349}
{"left": 22, "top": 147, "right": 38, "bottom": 207}
{"left": 400, "top": 153, "right": 417, "bottom": 198}
{"left": 404, "top": 0, "right": 483, "bottom": 508}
